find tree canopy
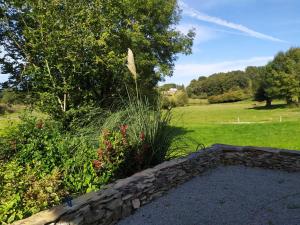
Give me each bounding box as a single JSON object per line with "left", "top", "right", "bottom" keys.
{"left": 254, "top": 48, "right": 300, "bottom": 106}
{"left": 187, "top": 70, "right": 251, "bottom": 101}
{"left": 187, "top": 47, "right": 300, "bottom": 106}
{"left": 0, "top": 0, "right": 194, "bottom": 117}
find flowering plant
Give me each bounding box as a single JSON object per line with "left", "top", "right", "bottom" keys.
{"left": 92, "top": 124, "right": 149, "bottom": 177}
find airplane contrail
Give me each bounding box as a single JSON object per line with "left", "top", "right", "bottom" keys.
{"left": 178, "top": 1, "right": 287, "bottom": 43}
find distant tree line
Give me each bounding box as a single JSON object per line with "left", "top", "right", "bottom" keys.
{"left": 187, "top": 47, "right": 300, "bottom": 106}
{"left": 158, "top": 83, "right": 185, "bottom": 92}
{"left": 158, "top": 83, "right": 188, "bottom": 108}
{"left": 187, "top": 71, "right": 252, "bottom": 103}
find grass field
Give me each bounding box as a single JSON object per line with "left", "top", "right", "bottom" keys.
{"left": 0, "top": 105, "right": 45, "bottom": 136}
{"left": 1, "top": 101, "right": 300, "bottom": 152}
{"left": 172, "top": 100, "right": 300, "bottom": 151}
{"left": 0, "top": 104, "right": 24, "bottom": 136}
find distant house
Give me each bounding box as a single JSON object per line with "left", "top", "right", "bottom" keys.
{"left": 166, "top": 88, "right": 178, "bottom": 95}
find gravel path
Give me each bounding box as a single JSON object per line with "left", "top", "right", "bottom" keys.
{"left": 118, "top": 166, "right": 300, "bottom": 225}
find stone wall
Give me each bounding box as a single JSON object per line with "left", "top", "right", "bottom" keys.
{"left": 13, "top": 144, "right": 300, "bottom": 225}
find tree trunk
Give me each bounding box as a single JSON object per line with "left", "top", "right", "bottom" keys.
{"left": 266, "top": 99, "right": 272, "bottom": 107}
{"left": 286, "top": 97, "right": 293, "bottom": 105}
{"left": 63, "top": 93, "right": 67, "bottom": 112}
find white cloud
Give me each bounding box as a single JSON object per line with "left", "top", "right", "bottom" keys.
{"left": 162, "top": 56, "right": 273, "bottom": 85}
{"left": 179, "top": 0, "right": 287, "bottom": 43}
{"left": 177, "top": 23, "right": 253, "bottom": 50}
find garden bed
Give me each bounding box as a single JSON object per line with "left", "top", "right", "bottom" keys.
{"left": 13, "top": 144, "right": 300, "bottom": 225}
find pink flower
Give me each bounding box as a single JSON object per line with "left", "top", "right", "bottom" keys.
{"left": 120, "top": 124, "right": 128, "bottom": 137}
{"left": 139, "top": 131, "right": 145, "bottom": 141}
{"left": 97, "top": 148, "right": 103, "bottom": 158}
{"left": 92, "top": 160, "right": 102, "bottom": 169}
{"left": 36, "top": 120, "right": 44, "bottom": 129}
{"left": 104, "top": 140, "right": 113, "bottom": 151}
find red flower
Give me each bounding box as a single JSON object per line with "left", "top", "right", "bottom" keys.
{"left": 139, "top": 131, "right": 145, "bottom": 141}
{"left": 97, "top": 148, "right": 103, "bottom": 158}
{"left": 102, "top": 129, "right": 110, "bottom": 138}
{"left": 92, "top": 160, "right": 102, "bottom": 169}
{"left": 120, "top": 124, "right": 128, "bottom": 137}
{"left": 104, "top": 140, "right": 113, "bottom": 151}
{"left": 36, "top": 120, "right": 44, "bottom": 129}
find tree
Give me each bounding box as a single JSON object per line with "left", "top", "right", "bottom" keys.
{"left": 0, "top": 0, "right": 194, "bottom": 118}
{"left": 245, "top": 66, "right": 265, "bottom": 94}
{"left": 283, "top": 48, "right": 300, "bottom": 104}
{"left": 255, "top": 49, "right": 300, "bottom": 106}
{"left": 186, "top": 70, "right": 251, "bottom": 101}
{"left": 253, "top": 65, "right": 275, "bottom": 107}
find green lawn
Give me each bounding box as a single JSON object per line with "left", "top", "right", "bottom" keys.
{"left": 0, "top": 105, "right": 45, "bottom": 136}
{"left": 172, "top": 100, "right": 300, "bottom": 151}
{"left": 2, "top": 101, "right": 300, "bottom": 151}
{"left": 0, "top": 105, "right": 24, "bottom": 136}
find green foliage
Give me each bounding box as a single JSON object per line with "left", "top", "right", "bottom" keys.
{"left": 208, "top": 89, "right": 250, "bottom": 104}
{"left": 161, "top": 90, "right": 189, "bottom": 108}
{"left": 0, "top": 89, "right": 23, "bottom": 106}
{"left": 0, "top": 114, "right": 103, "bottom": 223}
{"left": 0, "top": 104, "right": 14, "bottom": 115}
{"left": 187, "top": 47, "right": 300, "bottom": 106}
{"left": 0, "top": 164, "right": 65, "bottom": 223}
{"left": 1, "top": 0, "right": 194, "bottom": 119}
{"left": 0, "top": 96, "right": 175, "bottom": 223}
{"left": 187, "top": 71, "right": 251, "bottom": 100}
{"left": 250, "top": 48, "right": 300, "bottom": 106}
{"left": 0, "top": 26, "right": 183, "bottom": 223}
{"left": 161, "top": 95, "right": 176, "bottom": 109}
{"left": 187, "top": 98, "right": 209, "bottom": 105}
{"left": 173, "top": 90, "right": 189, "bottom": 106}
{"left": 262, "top": 49, "right": 300, "bottom": 105}
{"left": 94, "top": 98, "right": 173, "bottom": 178}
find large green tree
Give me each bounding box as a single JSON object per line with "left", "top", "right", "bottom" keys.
{"left": 255, "top": 49, "right": 300, "bottom": 106}
{"left": 0, "top": 0, "right": 194, "bottom": 117}
{"left": 253, "top": 64, "right": 276, "bottom": 107}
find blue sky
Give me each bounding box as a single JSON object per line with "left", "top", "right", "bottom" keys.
{"left": 1, "top": 0, "right": 300, "bottom": 85}
{"left": 163, "top": 0, "right": 300, "bottom": 85}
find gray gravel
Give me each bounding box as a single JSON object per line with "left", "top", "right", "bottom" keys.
{"left": 118, "top": 166, "right": 300, "bottom": 225}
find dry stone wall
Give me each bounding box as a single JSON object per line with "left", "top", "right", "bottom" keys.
{"left": 13, "top": 144, "right": 300, "bottom": 225}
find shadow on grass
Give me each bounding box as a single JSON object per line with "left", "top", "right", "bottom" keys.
{"left": 168, "top": 125, "right": 192, "bottom": 137}
{"left": 167, "top": 125, "right": 203, "bottom": 159}
{"left": 248, "top": 103, "right": 290, "bottom": 110}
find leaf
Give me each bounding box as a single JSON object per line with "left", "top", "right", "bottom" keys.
{"left": 7, "top": 212, "right": 16, "bottom": 223}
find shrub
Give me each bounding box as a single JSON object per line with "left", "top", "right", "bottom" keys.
{"left": 93, "top": 98, "right": 173, "bottom": 178}
{"left": 161, "top": 95, "right": 176, "bottom": 109}
{"left": 189, "top": 93, "right": 207, "bottom": 99}
{"left": 208, "top": 90, "right": 250, "bottom": 104}
{"left": 0, "top": 114, "right": 102, "bottom": 223}
{"left": 161, "top": 90, "right": 189, "bottom": 109}
{"left": 0, "top": 90, "right": 23, "bottom": 106}
{"left": 0, "top": 48, "right": 184, "bottom": 224}
{"left": 0, "top": 163, "right": 65, "bottom": 223}
{"left": 174, "top": 90, "right": 189, "bottom": 106}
